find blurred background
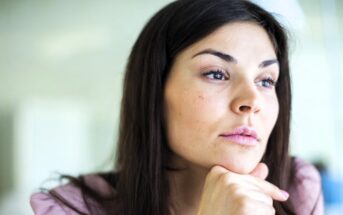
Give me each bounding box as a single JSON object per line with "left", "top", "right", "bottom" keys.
{"left": 0, "top": 0, "right": 342, "bottom": 214}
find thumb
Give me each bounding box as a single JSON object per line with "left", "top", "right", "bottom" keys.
{"left": 249, "top": 162, "right": 269, "bottom": 180}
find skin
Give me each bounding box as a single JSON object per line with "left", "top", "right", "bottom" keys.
{"left": 164, "top": 22, "right": 288, "bottom": 215}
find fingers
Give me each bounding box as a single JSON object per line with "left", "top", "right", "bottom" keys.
{"left": 230, "top": 185, "right": 274, "bottom": 206}
{"left": 250, "top": 162, "right": 269, "bottom": 180}
{"left": 245, "top": 189, "right": 273, "bottom": 206}
{"left": 208, "top": 164, "right": 289, "bottom": 202}
{"left": 246, "top": 172, "right": 289, "bottom": 202}
{"left": 236, "top": 194, "right": 276, "bottom": 215}
{"left": 249, "top": 163, "right": 289, "bottom": 201}
{"left": 198, "top": 165, "right": 280, "bottom": 215}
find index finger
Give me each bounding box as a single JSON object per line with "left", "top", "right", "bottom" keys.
{"left": 248, "top": 176, "right": 289, "bottom": 202}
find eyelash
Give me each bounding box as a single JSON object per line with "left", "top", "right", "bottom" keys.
{"left": 203, "top": 69, "right": 229, "bottom": 81}
{"left": 202, "top": 69, "right": 277, "bottom": 89}
{"left": 258, "top": 77, "right": 277, "bottom": 88}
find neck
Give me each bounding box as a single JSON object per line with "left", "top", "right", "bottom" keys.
{"left": 167, "top": 156, "right": 208, "bottom": 215}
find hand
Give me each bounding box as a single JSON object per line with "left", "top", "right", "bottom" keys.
{"left": 196, "top": 163, "right": 289, "bottom": 215}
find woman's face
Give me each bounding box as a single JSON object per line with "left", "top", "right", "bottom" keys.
{"left": 164, "top": 22, "right": 279, "bottom": 174}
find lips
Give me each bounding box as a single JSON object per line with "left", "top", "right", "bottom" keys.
{"left": 219, "top": 126, "right": 260, "bottom": 146}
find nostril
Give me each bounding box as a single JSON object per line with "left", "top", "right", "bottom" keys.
{"left": 239, "top": 105, "right": 251, "bottom": 112}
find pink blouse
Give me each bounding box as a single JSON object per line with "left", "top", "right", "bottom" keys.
{"left": 30, "top": 157, "right": 324, "bottom": 214}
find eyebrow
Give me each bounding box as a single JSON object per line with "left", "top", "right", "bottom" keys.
{"left": 191, "top": 48, "right": 279, "bottom": 68}
{"left": 258, "top": 59, "right": 279, "bottom": 68}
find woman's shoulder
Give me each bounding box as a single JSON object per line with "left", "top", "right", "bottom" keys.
{"left": 289, "top": 157, "right": 324, "bottom": 215}
{"left": 30, "top": 174, "right": 114, "bottom": 215}
{"left": 291, "top": 156, "right": 321, "bottom": 185}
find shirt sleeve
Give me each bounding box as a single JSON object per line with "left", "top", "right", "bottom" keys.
{"left": 289, "top": 157, "right": 325, "bottom": 215}
{"left": 30, "top": 175, "right": 104, "bottom": 215}
{"left": 30, "top": 192, "right": 74, "bottom": 215}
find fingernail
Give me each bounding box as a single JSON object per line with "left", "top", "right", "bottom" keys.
{"left": 281, "top": 190, "right": 289, "bottom": 200}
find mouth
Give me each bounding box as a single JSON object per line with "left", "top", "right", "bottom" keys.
{"left": 219, "top": 126, "right": 260, "bottom": 146}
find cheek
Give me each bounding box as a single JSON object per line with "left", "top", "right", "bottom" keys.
{"left": 167, "top": 90, "right": 221, "bottom": 134}
{"left": 261, "top": 97, "right": 279, "bottom": 138}
{"left": 267, "top": 98, "right": 279, "bottom": 126}
{"left": 164, "top": 85, "right": 226, "bottom": 151}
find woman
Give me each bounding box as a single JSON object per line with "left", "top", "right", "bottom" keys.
{"left": 30, "top": 0, "right": 324, "bottom": 214}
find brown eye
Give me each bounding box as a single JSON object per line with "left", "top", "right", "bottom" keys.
{"left": 203, "top": 69, "right": 229, "bottom": 81}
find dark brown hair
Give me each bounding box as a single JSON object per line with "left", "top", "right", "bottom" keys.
{"left": 51, "top": 0, "right": 294, "bottom": 214}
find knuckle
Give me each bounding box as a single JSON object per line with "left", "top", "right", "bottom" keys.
{"left": 206, "top": 166, "right": 222, "bottom": 180}
{"left": 269, "top": 184, "right": 280, "bottom": 193}
{"left": 210, "top": 165, "right": 226, "bottom": 173}
{"left": 236, "top": 195, "right": 249, "bottom": 207}
{"left": 218, "top": 171, "right": 232, "bottom": 184}
{"left": 267, "top": 196, "right": 273, "bottom": 205}
{"left": 227, "top": 183, "right": 240, "bottom": 193}
{"left": 208, "top": 165, "right": 225, "bottom": 177}
{"left": 268, "top": 206, "right": 276, "bottom": 215}
{"left": 260, "top": 180, "right": 280, "bottom": 197}
{"left": 239, "top": 201, "right": 252, "bottom": 214}
{"left": 261, "top": 203, "right": 275, "bottom": 215}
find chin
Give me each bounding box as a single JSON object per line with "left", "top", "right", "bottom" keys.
{"left": 219, "top": 159, "right": 260, "bottom": 174}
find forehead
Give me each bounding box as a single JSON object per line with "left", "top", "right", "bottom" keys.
{"left": 181, "top": 21, "right": 277, "bottom": 59}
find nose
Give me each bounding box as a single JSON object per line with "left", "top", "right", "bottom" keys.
{"left": 230, "top": 82, "right": 261, "bottom": 115}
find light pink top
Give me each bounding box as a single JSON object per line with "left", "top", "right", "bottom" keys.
{"left": 30, "top": 157, "right": 324, "bottom": 214}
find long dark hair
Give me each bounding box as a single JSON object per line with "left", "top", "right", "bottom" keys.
{"left": 51, "top": 0, "right": 294, "bottom": 214}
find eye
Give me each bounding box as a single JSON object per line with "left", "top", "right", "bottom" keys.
{"left": 257, "top": 77, "right": 276, "bottom": 88}
{"left": 203, "top": 69, "right": 229, "bottom": 81}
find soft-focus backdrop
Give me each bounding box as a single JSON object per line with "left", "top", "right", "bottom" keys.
{"left": 1, "top": 0, "right": 342, "bottom": 214}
